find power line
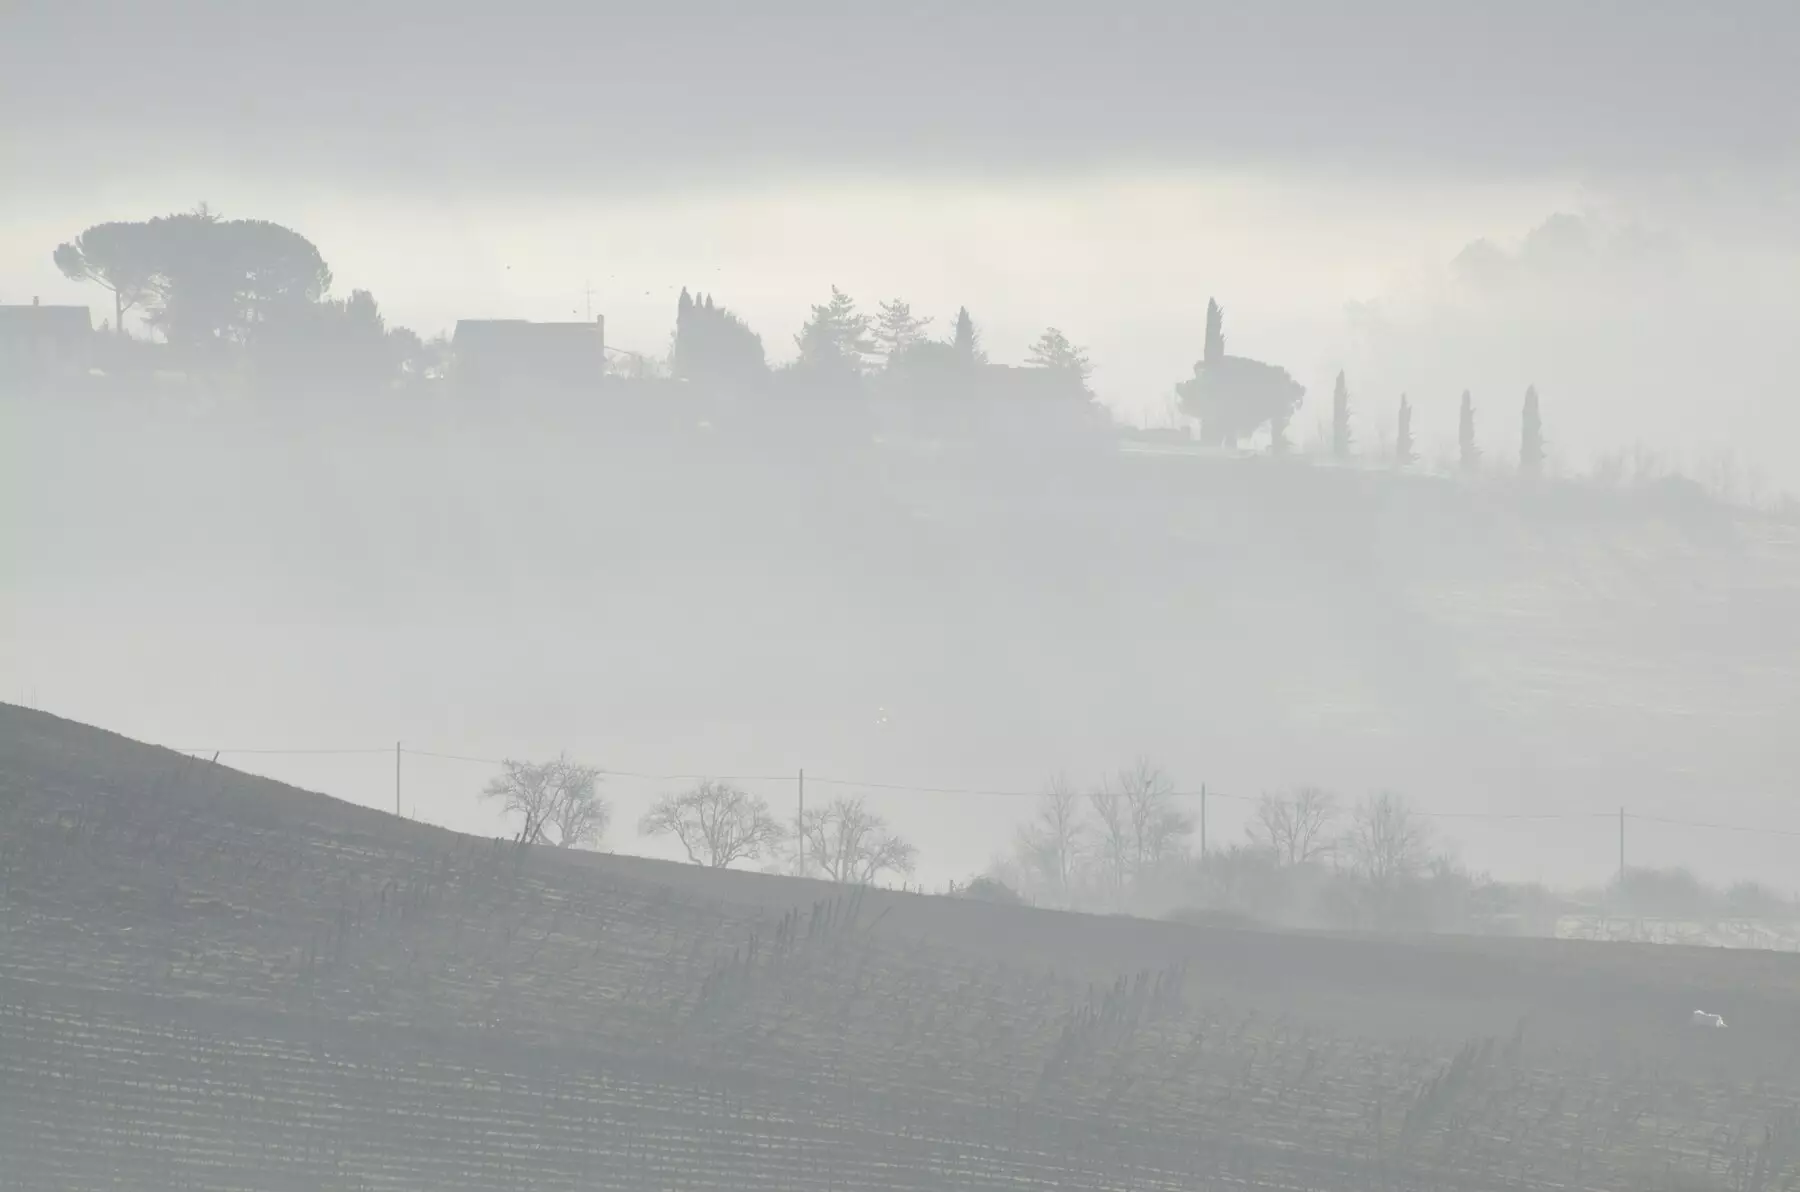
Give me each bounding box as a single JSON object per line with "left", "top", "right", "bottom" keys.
{"left": 401, "top": 748, "right": 790, "bottom": 784}
{"left": 400, "top": 748, "right": 506, "bottom": 766}
{"left": 175, "top": 747, "right": 390, "bottom": 757}
{"left": 1630, "top": 813, "right": 1800, "bottom": 840}
{"left": 160, "top": 740, "right": 1800, "bottom": 838}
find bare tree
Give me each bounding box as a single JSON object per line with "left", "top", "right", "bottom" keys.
{"left": 1087, "top": 782, "right": 1131, "bottom": 893}
{"left": 800, "top": 797, "right": 916, "bottom": 885}
{"left": 1014, "top": 773, "right": 1086, "bottom": 904}
{"left": 1343, "top": 792, "right": 1430, "bottom": 885}
{"left": 481, "top": 756, "right": 608, "bottom": 848}
{"left": 1118, "top": 758, "right": 1191, "bottom": 874}
{"left": 1090, "top": 760, "right": 1190, "bottom": 893}
{"left": 639, "top": 780, "right": 786, "bottom": 868}
{"left": 1248, "top": 787, "right": 1339, "bottom": 867}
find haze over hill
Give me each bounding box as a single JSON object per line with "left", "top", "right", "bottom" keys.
{"left": 5, "top": 3, "right": 1800, "bottom": 486}
{"left": 7, "top": 392, "right": 1799, "bottom": 891}
{"left": 8, "top": 9, "right": 1800, "bottom": 1191}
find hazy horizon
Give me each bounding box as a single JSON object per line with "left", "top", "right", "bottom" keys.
{"left": 7, "top": 0, "right": 1800, "bottom": 901}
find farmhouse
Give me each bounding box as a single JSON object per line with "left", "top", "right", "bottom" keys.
{"left": 451, "top": 316, "right": 606, "bottom": 393}
{"left": 0, "top": 299, "right": 93, "bottom": 381}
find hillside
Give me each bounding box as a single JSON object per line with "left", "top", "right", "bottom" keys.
{"left": 10, "top": 395, "right": 1800, "bottom": 887}
{"left": 4, "top": 704, "right": 1800, "bottom": 1190}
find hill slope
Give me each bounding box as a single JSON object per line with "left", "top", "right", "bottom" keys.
{"left": 4, "top": 703, "right": 1800, "bottom": 1191}
{"left": 11, "top": 396, "right": 1800, "bottom": 886}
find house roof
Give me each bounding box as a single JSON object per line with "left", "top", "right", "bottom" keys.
{"left": 0, "top": 305, "right": 94, "bottom": 339}
{"left": 452, "top": 319, "right": 603, "bottom": 355}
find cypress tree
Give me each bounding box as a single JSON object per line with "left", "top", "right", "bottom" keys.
{"left": 1331, "top": 371, "right": 1352, "bottom": 459}
{"left": 1396, "top": 394, "right": 1416, "bottom": 467}
{"left": 951, "top": 306, "right": 985, "bottom": 364}
{"left": 1458, "top": 390, "right": 1480, "bottom": 473}
{"left": 1520, "top": 384, "right": 1544, "bottom": 477}
{"left": 1203, "top": 299, "right": 1225, "bottom": 365}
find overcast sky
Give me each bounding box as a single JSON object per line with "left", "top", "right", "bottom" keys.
{"left": 6, "top": 1, "right": 1798, "bottom": 187}
{"left": 7, "top": 2, "right": 1800, "bottom": 485}
{"left": 7, "top": 2, "right": 1800, "bottom": 889}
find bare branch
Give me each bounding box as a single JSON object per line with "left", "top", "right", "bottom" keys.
{"left": 1343, "top": 791, "right": 1430, "bottom": 886}
{"left": 639, "top": 780, "right": 786, "bottom": 868}
{"left": 799, "top": 797, "right": 916, "bottom": 885}
{"left": 480, "top": 755, "right": 608, "bottom": 848}
{"left": 1248, "top": 787, "right": 1339, "bottom": 867}
{"left": 1014, "top": 773, "right": 1086, "bottom": 905}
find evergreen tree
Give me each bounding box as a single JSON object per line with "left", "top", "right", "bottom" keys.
{"left": 950, "top": 306, "right": 987, "bottom": 364}
{"left": 1174, "top": 298, "right": 1303, "bottom": 448}
{"left": 1331, "top": 371, "right": 1352, "bottom": 459}
{"left": 1520, "top": 384, "right": 1544, "bottom": 477}
{"left": 1024, "top": 327, "right": 1093, "bottom": 388}
{"left": 873, "top": 299, "right": 933, "bottom": 364}
{"left": 1269, "top": 414, "right": 1293, "bottom": 456}
{"left": 672, "top": 287, "right": 766, "bottom": 384}
{"left": 794, "top": 285, "right": 876, "bottom": 376}
{"left": 1203, "top": 298, "right": 1225, "bottom": 364}
{"left": 1395, "top": 394, "right": 1416, "bottom": 467}
{"left": 1458, "top": 390, "right": 1480, "bottom": 472}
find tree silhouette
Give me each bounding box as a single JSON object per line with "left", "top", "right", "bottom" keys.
{"left": 481, "top": 756, "right": 608, "bottom": 848}
{"left": 1520, "top": 384, "right": 1544, "bottom": 477}
{"left": 1175, "top": 298, "right": 1305, "bottom": 448}
{"left": 1203, "top": 298, "right": 1224, "bottom": 364}
{"left": 1025, "top": 327, "right": 1093, "bottom": 390}
{"left": 1344, "top": 792, "right": 1430, "bottom": 886}
{"left": 640, "top": 780, "right": 786, "bottom": 868}
{"left": 1458, "top": 390, "right": 1480, "bottom": 473}
{"left": 131, "top": 209, "right": 333, "bottom": 350}
{"left": 950, "top": 306, "right": 987, "bottom": 365}
{"left": 1395, "top": 394, "right": 1417, "bottom": 467}
{"left": 52, "top": 222, "right": 155, "bottom": 336}
{"left": 1331, "top": 371, "right": 1352, "bottom": 459}
{"left": 1014, "top": 776, "right": 1086, "bottom": 906}
{"left": 1089, "top": 759, "right": 1189, "bottom": 893}
{"left": 799, "top": 797, "right": 916, "bottom": 884}
{"left": 673, "top": 287, "right": 766, "bottom": 384}
{"left": 250, "top": 286, "right": 405, "bottom": 388}
{"left": 794, "top": 286, "right": 876, "bottom": 376}
{"left": 1249, "top": 788, "right": 1339, "bottom": 867}
{"left": 1270, "top": 414, "right": 1294, "bottom": 455}
{"left": 873, "top": 298, "right": 933, "bottom": 364}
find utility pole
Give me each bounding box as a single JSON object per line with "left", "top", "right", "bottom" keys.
{"left": 797, "top": 769, "right": 806, "bottom": 876}
{"left": 396, "top": 742, "right": 403, "bottom": 818}
{"left": 1618, "top": 806, "right": 1626, "bottom": 890}
{"left": 1200, "top": 784, "right": 1208, "bottom": 858}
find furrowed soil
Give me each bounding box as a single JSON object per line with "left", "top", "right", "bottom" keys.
{"left": 4, "top": 702, "right": 1798, "bottom": 1191}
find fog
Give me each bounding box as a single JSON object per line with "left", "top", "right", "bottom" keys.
{"left": 12, "top": 10, "right": 1800, "bottom": 1191}
{"left": 6, "top": 1, "right": 1800, "bottom": 897}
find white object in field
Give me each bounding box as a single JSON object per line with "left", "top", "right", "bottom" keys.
{"left": 1691, "top": 1010, "right": 1727, "bottom": 1028}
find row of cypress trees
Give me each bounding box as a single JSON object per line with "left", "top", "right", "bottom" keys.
{"left": 1331, "top": 374, "right": 1545, "bottom": 475}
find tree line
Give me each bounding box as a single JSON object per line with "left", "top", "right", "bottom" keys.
{"left": 478, "top": 753, "right": 1794, "bottom": 933}
{"left": 479, "top": 756, "right": 917, "bottom": 885}
{"left": 49, "top": 208, "right": 1095, "bottom": 396}
{"left": 54, "top": 209, "right": 1571, "bottom": 477}
{"left": 1181, "top": 300, "right": 1548, "bottom": 475}
{"left": 652, "top": 284, "right": 1095, "bottom": 397}
{"left": 53, "top": 208, "right": 439, "bottom": 386}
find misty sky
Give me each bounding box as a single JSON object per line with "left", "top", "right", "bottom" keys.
{"left": 6, "top": 2, "right": 1800, "bottom": 892}
{"left": 7, "top": 3, "right": 1800, "bottom": 484}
